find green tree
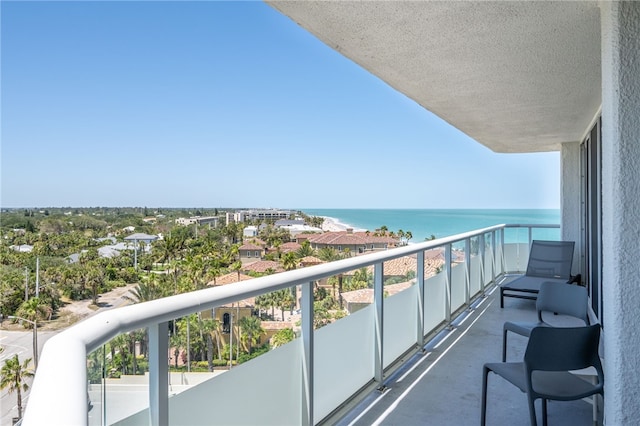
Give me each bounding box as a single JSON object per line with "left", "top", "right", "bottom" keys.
{"left": 317, "top": 247, "right": 341, "bottom": 262}
{"left": 238, "top": 316, "right": 264, "bottom": 354}
{"left": 85, "top": 266, "right": 105, "bottom": 306}
{"left": 281, "top": 252, "right": 298, "bottom": 271}
{"left": 404, "top": 231, "right": 413, "bottom": 244}
{"left": 270, "top": 328, "right": 295, "bottom": 348}
{"left": 0, "top": 355, "right": 34, "bottom": 419}
{"left": 295, "top": 240, "right": 314, "bottom": 258}
{"left": 123, "top": 278, "right": 167, "bottom": 304}
{"left": 16, "top": 297, "right": 52, "bottom": 323}
{"left": 274, "top": 289, "right": 294, "bottom": 321}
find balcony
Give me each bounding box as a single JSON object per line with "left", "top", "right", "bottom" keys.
{"left": 23, "top": 224, "right": 600, "bottom": 425}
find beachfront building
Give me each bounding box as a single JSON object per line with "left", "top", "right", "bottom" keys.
{"left": 226, "top": 209, "right": 293, "bottom": 224}
{"left": 25, "top": 3, "right": 639, "bottom": 426}
{"left": 279, "top": 223, "right": 323, "bottom": 237}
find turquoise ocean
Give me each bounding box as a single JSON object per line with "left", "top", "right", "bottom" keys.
{"left": 301, "top": 209, "right": 561, "bottom": 243}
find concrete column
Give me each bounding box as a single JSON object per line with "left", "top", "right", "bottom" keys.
{"left": 600, "top": 1, "right": 640, "bottom": 423}
{"left": 560, "top": 141, "right": 582, "bottom": 275}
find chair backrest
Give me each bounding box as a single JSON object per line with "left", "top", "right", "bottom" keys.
{"left": 524, "top": 325, "right": 603, "bottom": 376}
{"left": 536, "top": 281, "right": 589, "bottom": 324}
{"left": 525, "top": 240, "right": 574, "bottom": 279}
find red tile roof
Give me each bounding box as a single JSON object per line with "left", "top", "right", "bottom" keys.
{"left": 279, "top": 242, "right": 302, "bottom": 253}
{"left": 208, "top": 272, "right": 254, "bottom": 286}
{"left": 243, "top": 260, "right": 284, "bottom": 273}
{"left": 305, "top": 231, "right": 398, "bottom": 245}
{"left": 239, "top": 243, "right": 264, "bottom": 251}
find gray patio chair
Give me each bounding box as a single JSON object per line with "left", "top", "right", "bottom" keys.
{"left": 500, "top": 240, "right": 575, "bottom": 308}
{"left": 502, "top": 281, "right": 589, "bottom": 361}
{"left": 482, "top": 324, "right": 604, "bottom": 426}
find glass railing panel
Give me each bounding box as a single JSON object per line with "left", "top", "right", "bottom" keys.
{"left": 383, "top": 284, "right": 418, "bottom": 368}
{"left": 87, "top": 345, "right": 105, "bottom": 426}
{"left": 531, "top": 227, "right": 561, "bottom": 241}
{"left": 483, "top": 233, "right": 495, "bottom": 285}
{"left": 503, "top": 243, "right": 529, "bottom": 273}
{"left": 424, "top": 271, "right": 446, "bottom": 335}
{"left": 116, "top": 336, "right": 302, "bottom": 425}
{"left": 494, "top": 234, "right": 505, "bottom": 277}
{"left": 450, "top": 261, "right": 466, "bottom": 313}
{"left": 314, "top": 306, "right": 375, "bottom": 422}
{"left": 91, "top": 331, "right": 150, "bottom": 426}
{"left": 503, "top": 227, "right": 529, "bottom": 246}
{"left": 469, "top": 252, "right": 482, "bottom": 297}
{"left": 450, "top": 241, "right": 466, "bottom": 312}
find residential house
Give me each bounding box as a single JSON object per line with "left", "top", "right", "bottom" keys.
{"left": 238, "top": 242, "right": 266, "bottom": 264}
{"left": 300, "top": 229, "right": 399, "bottom": 256}
{"left": 278, "top": 241, "right": 301, "bottom": 254}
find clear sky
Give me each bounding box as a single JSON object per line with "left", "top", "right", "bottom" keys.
{"left": 1, "top": 1, "right": 560, "bottom": 210}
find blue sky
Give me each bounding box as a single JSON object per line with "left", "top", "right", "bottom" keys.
{"left": 1, "top": 1, "right": 560, "bottom": 210}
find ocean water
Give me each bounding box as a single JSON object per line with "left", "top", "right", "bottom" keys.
{"left": 301, "top": 209, "right": 561, "bottom": 243}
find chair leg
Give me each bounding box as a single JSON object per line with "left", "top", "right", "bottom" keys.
{"left": 500, "top": 288, "right": 505, "bottom": 308}
{"left": 527, "top": 395, "right": 538, "bottom": 426}
{"left": 542, "top": 399, "right": 548, "bottom": 426}
{"left": 481, "top": 366, "right": 490, "bottom": 426}
{"left": 502, "top": 329, "right": 508, "bottom": 362}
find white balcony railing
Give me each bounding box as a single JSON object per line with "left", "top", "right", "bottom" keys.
{"left": 23, "top": 224, "right": 560, "bottom": 426}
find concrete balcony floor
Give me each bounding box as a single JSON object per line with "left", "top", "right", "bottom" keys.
{"left": 336, "top": 280, "right": 600, "bottom": 426}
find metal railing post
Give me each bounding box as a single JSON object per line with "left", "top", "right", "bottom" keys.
{"left": 491, "top": 231, "right": 497, "bottom": 284}
{"left": 465, "top": 239, "right": 471, "bottom": 305}
{"left": 416, "top": 251, "right": 425, "bottom": 348}
{"left": 374, "top": 262, "right": 385, "bottom": 389}
{"left": 445, "top": 244, "right": 452, "bottom": 324}
{"left": 301, "top": 281, "right": 314, "bottom": 426}
{"left": 500, "top": 228, "right": 506, "bottom": 275}
{"left": 149, "top": 322, "right": 169, "bottom": 426}
{"left": 479, "top": 234, "right": 486, "bottom": 294}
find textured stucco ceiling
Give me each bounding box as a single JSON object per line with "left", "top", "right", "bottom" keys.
{"left": 267, "top": 1, "right": 601, "bottom": 153}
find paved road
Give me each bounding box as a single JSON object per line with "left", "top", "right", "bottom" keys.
{"left": 0, "top": 283, "right": 135, "bottom": 423}
{"left": 0, "top": 330, "right": 55, "bottom": 425}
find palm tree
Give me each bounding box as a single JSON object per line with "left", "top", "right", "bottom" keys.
{"left": 274, "top": 289, "right": 294, "bottom": 321}
{"left": 295, "top": 240, "right": 314, "bottom": 258}
{"left": 1, "top": 355, "right": 34, "bottom": 419}
{"left": 16, "top": 297, "right": 51, "bottom": 323}
{"left": 238, "top": 316, "right": 264, "bottom": 354}
{"left": 280, "top": 252, "right": 299, "bottom": 312}
{"left": 317, "top": 247, "right": 341, "bottom": 262}
{"left": 123, "top": 278, "right": 166, "bottom": 304}
{"left": 405, "top": 231, "right": 413, "bottom": 244}
{"left": 198, "top": 317, "right": 219, "bottom": 371}
{"left": 85, "top": 266, "right": 105, "bottom": 306}
{"left": 270, "top": 328, "right": 295, "bottom": 348}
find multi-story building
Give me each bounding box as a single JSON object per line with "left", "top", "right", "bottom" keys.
{"left": 226, "top": 209, "right": 292, "bottom": 224}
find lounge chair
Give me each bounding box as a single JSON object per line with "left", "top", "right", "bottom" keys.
{"left": 500, "top": 240, "right": 575, "bottom": 308}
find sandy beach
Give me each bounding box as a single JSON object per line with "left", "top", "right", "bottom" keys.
{"left": 320, "top": 216, "right": 366, "bottom": 233}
